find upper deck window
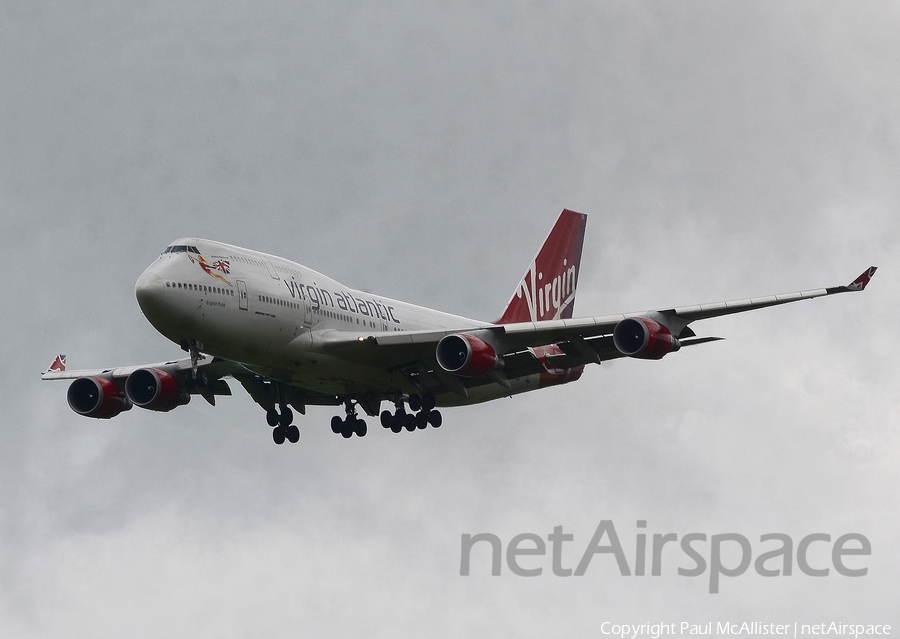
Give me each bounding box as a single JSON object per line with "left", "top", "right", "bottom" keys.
{"left": 163, "top": 245, "right": 200, "bottom": 254}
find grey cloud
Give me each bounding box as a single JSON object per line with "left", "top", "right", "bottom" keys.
{"left": 2, "top": 1, "right": 898, "bottom": 635}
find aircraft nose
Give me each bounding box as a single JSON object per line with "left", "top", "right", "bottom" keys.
{"left": 135, "top": 270, "right": 165, "bottom": 317}
{"left": 135, "top": 265, "right": 191, "bottom": 341}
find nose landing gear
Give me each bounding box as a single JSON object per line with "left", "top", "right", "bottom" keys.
{"left": 269, "top": 408, "right": 300, "bottom": 444}
{"left": 267, "top": 388, "right": 300, "bottom": 445}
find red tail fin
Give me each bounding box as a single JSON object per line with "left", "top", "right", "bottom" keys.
{"left": 496, "top": 209, "right": 587, "bottom": 324}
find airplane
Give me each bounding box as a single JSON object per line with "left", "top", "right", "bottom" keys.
{"left": 42, "top": 210, "right": 877, "bottom": 445}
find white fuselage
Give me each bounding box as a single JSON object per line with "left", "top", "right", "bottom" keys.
{"left": 135, "top": 238, "right": 499, "bottom": 400}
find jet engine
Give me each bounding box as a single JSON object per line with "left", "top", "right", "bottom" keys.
{"left": 436, "top": 333, "right": 502, "bottom": 377}
{"left": 613, "top": 317, "right": 681, "bottom": 360}
{"left": 67, "top": 376, "right": 132, "bottom": 419}
{"left": 125, "top": 368, "right": 190, "bottom": 412}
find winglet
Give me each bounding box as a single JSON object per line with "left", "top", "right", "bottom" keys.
{"left": 45, "top": 354, "right": 67, "bottom": 374}
{"left": 846, "top": 266, "right": 877, "bottom": 291}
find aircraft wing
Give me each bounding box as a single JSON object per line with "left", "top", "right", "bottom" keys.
{"left": 497, "top": 265, "right": 878, "bottom": 347}
{"left": 41, "top": 354, "right": 236, "bottom": 382}
{"left": 42, "top": 351, "right": 344, "bottom": 415}
{"left": 322, "top": 266, "right": 877, "bottom": 383}
{"left": 41, "top": 354, "right": 239, "bottom": 406}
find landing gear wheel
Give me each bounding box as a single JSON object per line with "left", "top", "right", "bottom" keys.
{"left": 331, "top": 415, "right": 343, "bottom": 434}
{"left": 404, "top": 415, "right": 416, "bottom": 432}
{"left": 266, "top": 409, "right": 279, "bottom": 427}
{"left": 273, "top": 426, "right": 286, "bottom": 445}
{"left": 428, "top": 410, "right": 442, "bottom": 428}
{"left": 408, "top": 394, "right": 422, "bottom": 412}
{"left": 286, "top": 425, "right": 300, "bottom": 443}
{"left": 279, "top": 407, "right": 294, "bottom": 427}
{"left": 380, "top": 410, "right": 394, "bottom": 429}
{"left": 390, "top": 421, "right": 402, "bottom": 433}
{"left": 341, "top": 418, "right": 354, "bottom": 439}
{"left": 354, "top": 419, "right": 367, "bottom": 437}
{"left": 415, "top": 411, "right": 428, "bottom": 429}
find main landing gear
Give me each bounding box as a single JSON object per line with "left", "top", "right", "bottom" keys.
{"left": 379, "top": 393, "right": 442, "bottom": 434}
{"left": 271, "top": 392, "right": 442, "bottom": 444}
{"left": 267, "top": 403, "right": 300, "bottom": 445}
{"left": 331, "top": 399, "right": 367, "bottom": 438}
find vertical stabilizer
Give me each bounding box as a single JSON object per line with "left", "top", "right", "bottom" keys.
{"left": 496, "top": 209, "right": 587, "bottom": 324}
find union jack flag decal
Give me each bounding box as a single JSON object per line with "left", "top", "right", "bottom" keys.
{"left": 846, "top": 266, "right": 877, "bottom": 291}
{"left": 47, "top": 354, "right": 66, "bottom": 373}
{"left": 190, "top": 255, "right": 233, "bottom": 286}
{"left": 211, "top": 259, "right": 230, "bottom": 274}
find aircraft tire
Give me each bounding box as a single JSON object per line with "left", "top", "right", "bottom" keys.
{"left": 390, "top": 421, "right": 402, "bottom": 433}
{"left": 408, "top": 394, "right": 422, "bottom": 412}
{"left": 428, "top": 410, "right": 442, "bottom": 428}
{"left": 415, "top": 412, "right": 428, "bottom": 429}
{"left": 286, "top": 425, "right": 300, "bottom": 443}
{"left": 279, "top": 407, "right": 293, "bottom": 427}
{"left": 404, "top": 415, "right": 416, "bottom": 432}
{"left": 354, "top": 419, "right": 367, "bottom": 437}
{"left": 266, "top": 409, "right": 279, "bottom": 427}
{"left": 273, "top": 426, "right": 286, "bottom": 445}
{"left": 380, "top": 410, "right": 393, "bottom": 429}
{"left": 331, "top": 416, "right": 342, "bottom": 434}
{"left": 341, "top": 418, "right": 354, "bottom": 438}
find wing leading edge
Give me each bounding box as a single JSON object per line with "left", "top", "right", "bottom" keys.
{"left": 499, "top": 265, "right": 878, "bottom": 347}
{"left": 322, "top": 266, "right": 877, "bottom": 387}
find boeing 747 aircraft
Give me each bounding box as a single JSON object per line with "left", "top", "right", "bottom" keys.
{"left": 43, "top": 210, "right": 876, "bottom": 444}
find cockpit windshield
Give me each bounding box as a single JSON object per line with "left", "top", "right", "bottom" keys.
{"left": 163, "top": 245, "right": 200, "bottom": 255}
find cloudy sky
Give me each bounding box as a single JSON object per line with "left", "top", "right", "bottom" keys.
{"left": 2, "top": 1, "right": 899, "bottom": 636}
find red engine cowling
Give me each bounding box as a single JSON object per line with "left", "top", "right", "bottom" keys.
{"left": 125, "top": 368, "right": 190, "bottom": 412}
{"left": 436, "top": 334, "right": 502, "bottom": 377}
{"left": 613, "top": 317, "right": 681, "bottom": 360}
{"left": 67, "top": 376, "right": 132, "bottom": 419}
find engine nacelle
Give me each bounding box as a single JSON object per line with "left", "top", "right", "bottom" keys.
{"left": 436, "top": 333, "right": 502, "bottom": 377}
{"left": 613, "top": 317, "right": 681, "bottom": 360}
{"left": 125, "top": 368, "right": 190, "bottom": 412}
{"left": 67, "top": 376, "right": 132, "bottom": 419}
